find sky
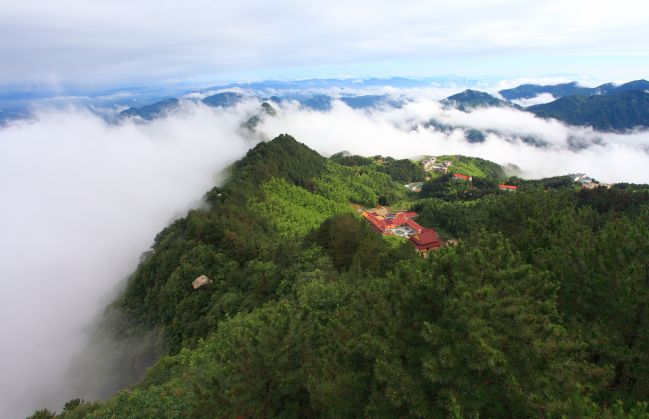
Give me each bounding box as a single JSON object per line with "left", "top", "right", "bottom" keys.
{"left": 1, "top": 0, "right": 648, "bottom": 91}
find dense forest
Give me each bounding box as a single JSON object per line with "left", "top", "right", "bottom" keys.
{"left": 32, "top": 134, "right": 649, "bottom": 418}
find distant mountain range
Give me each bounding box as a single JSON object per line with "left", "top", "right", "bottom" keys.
{"left": 295, "top": 94, "right": 401, "bottom": 111}
{"left": 118, "top": 91, "right": 402, "bottom": 119}
{"left": 201, "top": 91, "right": 244, "bottom": 107}
{"left": 499, "top": 82, "right": 593, "bottom": 101}
{"left": 113, "top": 78, "right": 649, "bottom": 132}
{"left": 499, "top": 79, "right": 649, "bottom": 100}
{"left": 0, "top": 108, "right": 30, "bottom": 126}
{"left": 443, "top": 79, "right": 649, "bottom": 132}
{"left": 118, "top": 92, "right": 246, "bottom": 120}
{"left": 340, "top": 94, "right": 401, "bottom": 109}
{"left": 3, "top": 76, "right": 648, "bottom": 133}
{"left": 196, "top": 76, "right": 474, "bottom": 92}
{"left": 119, "top": 98, "right": 180, "bottom": 121}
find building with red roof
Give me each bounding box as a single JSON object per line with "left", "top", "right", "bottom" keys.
{"left": 362, "top": 211, "right": 388, "bottom": 232}
{"left": 498, "top": 184, "right": 518, "bottom": 191}
{"left": 404, "top": 218, "right": 424, "bottom": 233}
{"left": 410, "top": 229, "right": 443, "bottom": 251}
{"left": 362, "top": 210, "right": 420, "bottom": 234}
{"left": 452, "top": 173, "right": 472, "bottom": 181}
{"left": 362, "top": 209, "right": 444, "bottom": 252}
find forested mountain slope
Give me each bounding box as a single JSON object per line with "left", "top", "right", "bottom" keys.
{"left": 33, "top": 135, "right": 649, "bottom": 418}
{"left": 528, "top": 90, "right": 649, "bottom": 131}
{"left": 499, "top": 81, "right": 593, "bottom": 100}
{"left": 499, "top": 79, "right": 649, "bottom": 100}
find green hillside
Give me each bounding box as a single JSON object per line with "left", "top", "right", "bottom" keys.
{"left": 33, "top": 135, "right": 649, "bottom": 419}
{"left": 528, "top": 90, "right": 649, "bottom": 131}
{"left": 436, "top": 154, "right": 506, "bottom": 179}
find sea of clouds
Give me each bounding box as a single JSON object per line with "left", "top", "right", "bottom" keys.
{"left": 258, "top": 95, "right": 649, "bottom": 183}
{"left": 1, "top": 88, "right": 649, "bottom": 417}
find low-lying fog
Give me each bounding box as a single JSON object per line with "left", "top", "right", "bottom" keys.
{"left": 1, "top": 89, "right": 648, "bottom": 417}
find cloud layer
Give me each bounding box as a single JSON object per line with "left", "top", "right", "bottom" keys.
{"left": 1, "top": 0, "right": 649, "bottom": 88}
{"left": 1, "top": 93, "right": 649, "bottom": 417}
{"left": 260, "top": 98, "right": 649, "bottom": 183}
{"left": 0, "top": 105, "right": 254, "bottom": 418}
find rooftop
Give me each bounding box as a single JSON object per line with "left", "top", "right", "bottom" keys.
{"left": 362, "top": 209, "right": 444, "bottom": 251}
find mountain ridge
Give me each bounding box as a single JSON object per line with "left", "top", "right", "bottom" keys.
{"left": 499, "top": 79, "right": 649, "bottom": 101}
{"left": 34, "top": 134, "right": 649, "bottom": 419}
{"left": 528, "top": 90, "right": 649, "bottom": 131}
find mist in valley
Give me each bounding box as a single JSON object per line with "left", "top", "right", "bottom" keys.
{"left": 1, "top": 91, "right": 649, "bottom": 417}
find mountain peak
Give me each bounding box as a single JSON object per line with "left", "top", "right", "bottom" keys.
{"left": 202, "top": 91, "right": 245, "bottom": 107}
{"left": 119, "top": 97, "right": 179, "bottom": 121}
{"left": 442, "top": 89, "right": 510, "bottom": 111}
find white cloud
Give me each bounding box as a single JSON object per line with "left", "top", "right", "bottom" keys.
{"left": 1, "top": 0, "right": 649, "bottom": 87}
{"left": 0, "top": 106, "right": 253, "bottom": 418}
{"left": 259, "top": 98, "right": 649, "bottom": 183}
{"left": 511, "top": 93, "right": 556, "bottom": 107}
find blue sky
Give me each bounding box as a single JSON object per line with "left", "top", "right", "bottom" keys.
{"left": 1, "top": 0, "right": 648, "bottom": 91}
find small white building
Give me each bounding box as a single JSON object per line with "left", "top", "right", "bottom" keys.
{"left": 192, "top": 275, "right": 213, "bottom": 289}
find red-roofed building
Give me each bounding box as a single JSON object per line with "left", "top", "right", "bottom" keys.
{"left": 362, "top": 210, "right": 444, "bottom": 251}
{"left": 388, "top": 213, "right": 407, "bottom": 227}
{"left": 404, "top": 218, "right": 424, "bottom": 233}
{"left": 452, "top": 173, "right": 472, "bottom": 181}
{"left": 498, "top": 184, "right": 518, "bottom": 191}
{"left": 410, "top": 229, "right": 443, "bottom": 251}
{"left": 362, "top": 212, "right": 388, "bottom": 232}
